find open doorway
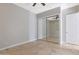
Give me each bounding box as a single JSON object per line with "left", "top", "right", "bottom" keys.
{"left": 46, "top": 15, "right": 60, "bottom": 43}
{"left": 37, "top": 14, "right": 60, "bottom": 44}
{"left": 37, "top": 7, "right": 61, "bottom": 44}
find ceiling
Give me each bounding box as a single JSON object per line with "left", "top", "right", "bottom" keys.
{"left": 15, "top": 3, "right": 61, "bottom": 14}
{"left": 15, "top": 3, "right": 79, "bottom": 14}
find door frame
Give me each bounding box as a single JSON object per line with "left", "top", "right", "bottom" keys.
{"left": 46, "top": 14, "right": 61, "bottom": 44}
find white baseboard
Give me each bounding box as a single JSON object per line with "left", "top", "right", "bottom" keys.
{"left": 0, "top": 39, "right": 37, "bottom": 51}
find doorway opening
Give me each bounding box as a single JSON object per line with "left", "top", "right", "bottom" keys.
{"left": 37, "top": 14, "right": 60, "bottom": 44}
{"left": 46, "top": 15, "right": 60, "bottom": 43}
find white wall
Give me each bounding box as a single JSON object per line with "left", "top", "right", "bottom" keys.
{"left": 0, "top": 4, "right": 37, "bottom": 49}
{"left": 61, "top": 4, "right": 79, "bottom": 45}
{"left": 66, "top": 12, "right": 79, "bottom": 45}
{"left": 29, "top": 12, "right": 37, "bottom": 40}
{"left": 38, "top": 17, "right": 46, "bottom": 39}
{"left": 38, "top": 18, "right": 43, "bottom": 39}
{"left": 42, "top": 18, "right": 46, "bottom": 38}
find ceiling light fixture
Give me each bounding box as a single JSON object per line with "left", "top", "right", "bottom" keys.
{"left": 32, "top": 3, "right": 46, "bottom": 6}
